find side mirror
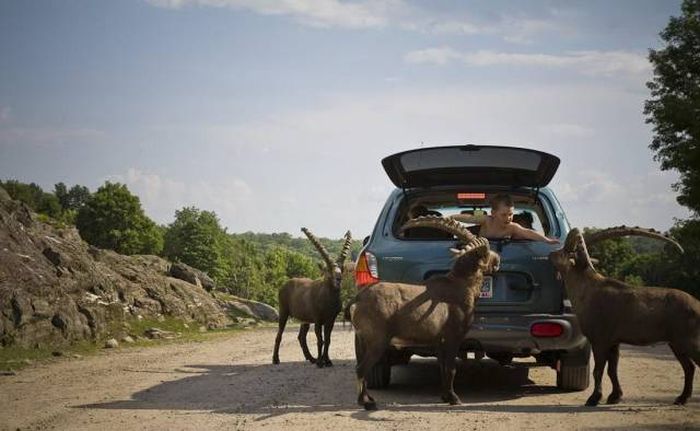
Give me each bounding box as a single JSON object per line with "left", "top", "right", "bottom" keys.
{"left": 362, "top": 235, "right": 370, "bottom": 246}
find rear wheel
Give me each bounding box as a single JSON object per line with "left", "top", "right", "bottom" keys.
{"left": 487, "top": 352, "right": 514, "bottom": 366}
{"left": 389, "top": 349, "right": 412, "bottom": 366}
{"left": 367, "top": 354, "right": 391, "bottom": 389}
{"left": 355, "top": 335, "right": 391, "bottom": 389}
{"left": 557, "top": 342, "right": 591, "bottom": 391}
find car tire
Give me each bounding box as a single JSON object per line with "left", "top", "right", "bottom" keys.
{"left": 366, "top": 355, "right": 391, "bottom": 389}
{"left": 389, "top": 350, "right": 412, "bottom": 366}
{"left": 487, "top": 352, "right": 513, "bottom": 366}
{"left": 355, "top": 334, "right": 391, "bottom": 389}
{"left": 557, "top": 342, "right": 591, "bottom": 391}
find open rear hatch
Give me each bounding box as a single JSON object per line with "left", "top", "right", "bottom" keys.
{"left": 382, "top": 144, "right": 560, "bottom": 189}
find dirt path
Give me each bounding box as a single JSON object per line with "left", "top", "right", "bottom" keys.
{"left": 1, "top": 326, "right": 698, "bottom": 431}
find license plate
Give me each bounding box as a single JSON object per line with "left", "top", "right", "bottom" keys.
{"left": 480, "top": 276, "right": 493, "bottom": 299}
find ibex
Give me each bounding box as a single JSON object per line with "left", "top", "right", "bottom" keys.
{"left": 351, "top": 216, "right": 500, "bottom": 410}
{"left": 272, "top": 228, "right": 352, "bottom": 367}
{"left": 549, "top": 226, "right": 700, "bottom": 406}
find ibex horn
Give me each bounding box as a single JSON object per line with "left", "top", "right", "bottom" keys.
{"left": 584, "top": 225, "right": 684, "bottom": 254}
{"left": 574, "top": 231, "right": 596, "bottom": 269}
{"left": 400, "top": 215, "right": 479, "bottom": 247}
{"left": 301, "top": 227, "right": 335, "bottom": 272}
{"left": 336, "top": 230, "right": 352, "bottom": 268}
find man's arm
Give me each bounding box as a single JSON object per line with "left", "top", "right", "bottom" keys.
{"left": 510, "top": 223, "right": 560, "bottom": 244}
{"left": 450, "top": 213, "right": 487, "bottom": 224}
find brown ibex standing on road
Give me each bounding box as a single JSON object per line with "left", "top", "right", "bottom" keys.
{"left": 351, "top": 216, "right": 500, "bottom": 410}
{"left": 549, "top": 226, "right": 699, "bottom": 406}
{"left": 272, "top": 228, "right": 352, "bottom": 367}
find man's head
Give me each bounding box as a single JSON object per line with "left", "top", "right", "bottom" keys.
{"left": 490, "top": 194, "right": 514, "bottom": 226}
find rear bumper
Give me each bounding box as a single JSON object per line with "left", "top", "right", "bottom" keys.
{"left": 389, "top": 312, "right": 587, "bottom": 356}
{"left": 466, "top": 313, "right": 587, "bottom": 354}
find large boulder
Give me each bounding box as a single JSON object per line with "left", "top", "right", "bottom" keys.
{"left": 219, "top": 296, "right": 279, "bottom": 322}
{"left": 0, "top": 187, "right": 231, "bottom": 348}
{"left": 169, "top": 262, "right": 216, "bottom": 292}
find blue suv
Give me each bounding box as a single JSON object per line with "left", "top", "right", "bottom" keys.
{"left": 354, "top": 144, "right": 590, "bottom": 390}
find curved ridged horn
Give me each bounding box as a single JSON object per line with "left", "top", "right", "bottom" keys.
{"left": 584, "top": 226, "right": 684, "bottom": 254}
{"left": 574, "top": 230, "right": 595, "bottom": 269}
{"left": 336, "top": 230, "right": 352, "bottom": 268}
{"left": 400, "top": 215, "right": 476, "bottom": 244}
{"left": 301, "top": 227, "right": 335, "bottom": 271}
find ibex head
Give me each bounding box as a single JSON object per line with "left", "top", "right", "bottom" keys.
{"left": 302, "top": 227, "right": 353, "bottom": 290}
{"left": 549, "top": 228, "right": 586, "bottom": 276}
{"left": 400, "top": 216, "right": 500, "bottom": 276}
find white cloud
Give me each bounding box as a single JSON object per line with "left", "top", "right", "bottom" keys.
{"left": 553, "top": 169, "right": 691, "bottom": 231}
{"left": 145, "top": 0, "right": 391, "bottom": 29}
{"left": 180, "top": 82, "right": 686, "bottom": 233}
{"left": 109, "top": 168, "right": 253, "bottom": 226}
{"left": 405, "top": 49, "right": 652, "bottom": 77}
{"left": 145, "top": 0, "right": 572, "bottom": 43}
{"left": 404, "top": 47, "right": 462, "bottom": 66}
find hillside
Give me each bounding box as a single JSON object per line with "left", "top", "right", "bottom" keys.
{"left": 0, "top": 188, "right": 234, "bottom": 349}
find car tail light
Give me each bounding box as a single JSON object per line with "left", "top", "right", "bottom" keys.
{"left": 355, "top": 251, "right": 379, "bottom": 287}
{"left": 530, "top": 322, "right": 564, "bottom": 338}
{"left": 457, "top": 192, "right": 486, "bottom": 200}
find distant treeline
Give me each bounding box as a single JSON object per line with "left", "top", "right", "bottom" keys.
{"left": 2, "top": 179, "right": 698, "bottom": 302}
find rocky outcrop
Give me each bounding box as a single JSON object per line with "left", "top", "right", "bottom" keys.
{"left": 169, "top": 262, "right": 215, "bottom": 292}
{"left": 218, "top": 296, "right": 279, "bottom": 322}
{"left": 0, "top": 187, "right": 232, "bottom": 348}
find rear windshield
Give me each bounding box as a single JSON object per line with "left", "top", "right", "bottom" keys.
{"left": 400, "top": 147, "right": 541, "bottom": 172}
{"left": 394, "top": 191, "right": 554, "bottom": 240}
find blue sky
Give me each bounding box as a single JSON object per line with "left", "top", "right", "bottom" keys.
{"left": 0, "top": 0, "right": 691, "bottom": 237}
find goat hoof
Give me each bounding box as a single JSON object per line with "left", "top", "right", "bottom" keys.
{"left": 442, "top": 393, "right": 461, "bottom": 405}
{"left": 324, "top": 359, "right": 334, "bottom": 367}
{"left": 272, "top": 358, "right": 280, "bottom": 365}
{"left": 606, "top": 392, "right": 622, "bottom": 405}
{"left": 674, "top": 396, "right": 688, "bottom": 406}
{"left": 316, "top": 361, "right": 325, "bottom": 368}
{"left": 585, "top": 393, "right": 602, "bottom": 407}
{"left": 364, "top": 401, "right": 377, "bottom": 411}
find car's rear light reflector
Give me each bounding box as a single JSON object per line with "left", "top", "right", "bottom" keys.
{"left": 355, "top": 251, "right": 379, "bottom": 287}
{"left": 457, "top": 192, "right": 486, "bottom": 199}
{"left": 530, "top": 322, "right": 564, "bottom": 338}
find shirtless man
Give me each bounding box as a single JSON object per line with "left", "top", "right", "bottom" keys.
{"left": 450, "top": 194, "right": 559, "bottom": 244}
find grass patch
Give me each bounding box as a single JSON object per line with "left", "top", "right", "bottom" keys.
{"left": 0, "top": 340, "right": 99, "bottom": 371}
{"left": 0, "top": 317, "right": 256, "bottom": 372}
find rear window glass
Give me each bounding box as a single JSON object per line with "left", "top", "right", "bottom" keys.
{"left": 400, "top": 147, "right": 541, "bottom": 172}
{"left": 395, "top": 192, "right": 553, "bottom": 240}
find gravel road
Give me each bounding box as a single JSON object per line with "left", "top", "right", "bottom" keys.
{"left": 1, "top": 326, "right": 698, "bottom": 430}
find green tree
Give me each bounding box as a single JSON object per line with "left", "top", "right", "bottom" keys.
{"left": 55, "top": 182, "right": 90, "bottom": 211}
{"left": 2, "top": 179, "right": 62, "bottom": 218}
{"left": 54, "top": 182, "right": 68, "bottom": 208}
{"left": 644, "top": 0, "right": 700, "bottom": 213}
{"left": 163, "top": 207, "right": 228, "bottom": 280}
{"left": 76, "top": 182, "right": 163, "bottom": 255}
{"left": 585, "top": 227, "right": 636, "bottom": 279}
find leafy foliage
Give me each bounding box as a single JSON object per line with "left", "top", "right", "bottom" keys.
{"left": 76, "top": 182, "right": 163, "bottom": 255}
{"left": 587, "top": 221, "right": 700, "bottom": 297}
{"left": 1, "top": 180, "right": 63, "bottom": 218}
{"left": 163, "top": 207, "right": 229, "bottom": 280}
{"left": 54, "top": 182, "right": 91, "bottom": 212}
{"left": 234, "top": 231, "right": 363, "bottom": 263}
{"left": 645, "top": 0, "right": 700, "bottom": 214}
